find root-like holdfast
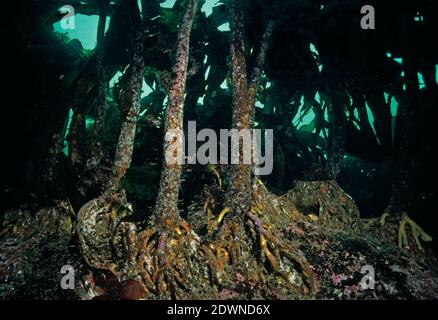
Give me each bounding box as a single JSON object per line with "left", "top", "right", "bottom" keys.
{"left": 398, "top": 212, "right": 432, "bottom": 250}
{"left": 75, "top": 180, "right": 378, "bottom": 299}
{"left": 132, "top": 217, "right": 211, "bottom": 299}
{"left": 365, "top": 211, "right": 433, "bottom": 251}
{"left": 248, "top": 180, "right": 318, "bottom": 294}
{"left": 202, "top": 179, "right": 318, "bottom": 296}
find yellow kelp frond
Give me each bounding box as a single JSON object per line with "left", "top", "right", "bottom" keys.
{"left": 207, "top": 164, "right": 222, "bottom": 189}
{"left": 217, "top": 207, "right": 230, "bottom": 223}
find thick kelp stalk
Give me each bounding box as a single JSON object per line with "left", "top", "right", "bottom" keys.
{"left": 214, "top": 2, "right": 253, "bottom": 272}
{"left": 224, "top": 13, "right": 274, "bottom": 216}
{"left": 223, "top": 0, "right": 251, "bottom": 217}
{"left": 127, "top": 0, "right": 212, "bottom": 300}
{"left": 76, "top": 0, "right": 144, "bottom": 273}
{"left": 207, "top": 3, "right": 315, "bottom": 296}
{"left": 152, "top": 0, "right": 199, "bottom": 222}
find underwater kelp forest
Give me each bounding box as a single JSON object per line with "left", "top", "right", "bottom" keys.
{"left": 1, "top": 0, "right": 438, "bottom": 301}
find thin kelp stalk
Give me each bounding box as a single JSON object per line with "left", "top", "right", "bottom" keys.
{"left": 223, "top": 0, "right": 251, "bottom": 218}
{"left": 41, "top": 132, "right": 65, "bottom": 196}
{"left": 248, "top": 20, "right": 274, "bottom": 178}
{"left": 68, "top": 110, "right": 85, "bottom": 175}
{"left": 68, "top": 95, "right": 97, "bottom": 200}
{"left": 94, "top": 0, "right": 109, "bottom": 137}
{"left": 84, "top": 0, "right": 109, "bottom": 196}
{"left": 248, "top": 20, "right": 274, "bottom": 130}
{"left": 326, "top": 88, "right": 346, "bottom": 180}
{"left": 63, "top": 1, "right": 139, "bottom": 201}
{"left": 153, "top": 0, "right": 199, "bottom": 222}
{"left": 108, "top": 30, "right": 144, "bottom": 192}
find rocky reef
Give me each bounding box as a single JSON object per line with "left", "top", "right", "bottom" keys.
{"left": 1, "top": 182, "right": 437, "bottom": 300}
